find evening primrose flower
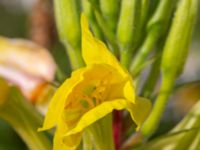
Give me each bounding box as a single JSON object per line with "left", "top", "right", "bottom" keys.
{"left": 0, "top": 37, "right": 56, "bottom": 101}
{"left": 39, "top": 14, "right": 151, "bottom": 150}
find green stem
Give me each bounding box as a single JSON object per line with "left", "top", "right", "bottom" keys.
{"left": 140, "top": 0, "right": 150, "bottom": 28}
{"left": 131, "top": 0, "right": 150, "bottom": 55}
{"left": 120, "top": 0, "right": 151, "bottom": 68}
{"left": 94, "top": 10, "right": 119, "bottom": 57}
{"left": 129, "top": 0, "right": 174, "bottom": 77}
{"left": 120, "top": 49, "right": 133, "bottom": 68}
{"left": 117, "top": 0, "right": 136, "bottom": 67}
{"left": 82, "top": 130, "right": 93, "bottom": 150}
{"left": 130, "top": 27, "right": 160, "bottom": 77}
{"left": 100, "top": 0, "right": 120, "bottom": 32}
{"left": 141, "top": 56, "right": 161, "bottom": 98}
{"left": 141, "top": 0, "right": 198, "bottom": 138}
{"left": 0, "top": 86, "right": 52, "bottom": 150}
{"left": 87, "top": 114, "right": 114, "bottom": 150}
{"left": 141, "top": 74, "right": 175, "bottom": 137}
{"left": 141, "top": 42, "right": 164, "bottom": 98}
{"left": 64, "top": 43, "right": 84, "bottom": 69}
{"left": 82, "top": 0, "right": 105, "bottom": 41}
{"left": 174, "top": 123, "right": 200, "bottom": 149}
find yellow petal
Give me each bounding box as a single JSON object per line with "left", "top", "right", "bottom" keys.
{"left": 128, "top": 97, "right": 152, "bottom": 130}
{"left": 81, "top": 64, "right": 124, "bottom": 85}
{"left": 123, "top": 81, "right": 136, "bottom": 102}
{"left": 53, "top": 118, "right": 82, "bottom": 150}
{"left": 64, "top": 98, "right": 150, "bottom": 136}
{"left": 107, "top": 80, "right": 136, "bottom": 103}
{"left": 39, "top": 68, "right": 84, "bottom": 131}
{"left": 81, "top": 14, "right": 127, "bottom": 77}
{"left": 64, "top": 99, "right": 128, "bottom": 136}
{"left": 107, "top": 82, "right": 126, "bottom": 99}
{"left": 65, "top": 98, "right": 151, "bottom": 137}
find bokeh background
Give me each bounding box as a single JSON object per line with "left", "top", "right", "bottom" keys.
{"left": 0, "top": 0, "right": 199, "bottom": 149}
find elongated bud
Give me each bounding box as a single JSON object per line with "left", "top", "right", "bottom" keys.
{"left": 0, "top": 37, "right": 56, "bottom": 101}
{"left": 100, "top": 0, "right": 119, "bottom": 32}
{"left": 147, "top": 0, "right": 175, "bottom": 31}
{"left": 117, "top": 0, "right": 136, "bottom": 49}
{"left": 131, "top": 0, "right": 150, "bottom": 48}
{"left": 141, "top": 0, "right": 198, "bottom": 137}
{"left": 0, "top": 78, "right": 52, "bottom": 150}
{"left": 161, "top": 0, "right": 198, "bottom": 77}
{"left": 54, "top": 0, "right": 80, "bottom": 48}
{"left": 140, "top": 0, "right": 149, "bottom": 27}
{"left": 130, "top": 0, "right": 174, "bottom": 75}
{"left": 54, "top": 0, "right": 84, "bottom": 69}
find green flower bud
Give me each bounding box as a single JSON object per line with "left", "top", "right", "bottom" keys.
{"left": 100, "top": 0, "right": 120, "bottom": 32}
{"left": 161, "top": 0, "right": 198, "bottom": 77}
{"left": 130, "top": 0, "right": 175, "bottom": 75}
{"left": 54, "top": 0, "right": 84, "bottom": 69}
{"left": 54, "top": 0, "right": 80, "bottom": 48}
{"left": 141, "top": 0, "right": 198, "bottom": 137}
{"left": 117, "top": 0, "right": 136, "bottom": 49}
{"left": 147, "top": 0, "right": 175, "bottom": 31}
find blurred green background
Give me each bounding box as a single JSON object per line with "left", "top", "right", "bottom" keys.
{"left": 0, "top": 0, "right": 199, "bottom": 149}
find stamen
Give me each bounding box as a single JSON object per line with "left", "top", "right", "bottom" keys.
{"left": 80, "top": 99, "right": 89, "bottom": 108}
{"left": 82, "top": 85, "right": 96, "bottom": 95}
{"left": 92, "top": 97, "right": 97, "bottom": 106}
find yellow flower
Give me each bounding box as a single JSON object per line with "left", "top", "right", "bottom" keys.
{"left": 39, "top": 14, "right": 151, "bottom": 150}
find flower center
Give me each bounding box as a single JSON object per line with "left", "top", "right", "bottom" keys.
{"left": 80, "top": 78, "right": 110, "bottom": 109}
{"left": 63, "top": 70, "right": 112, "bottom": 123}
